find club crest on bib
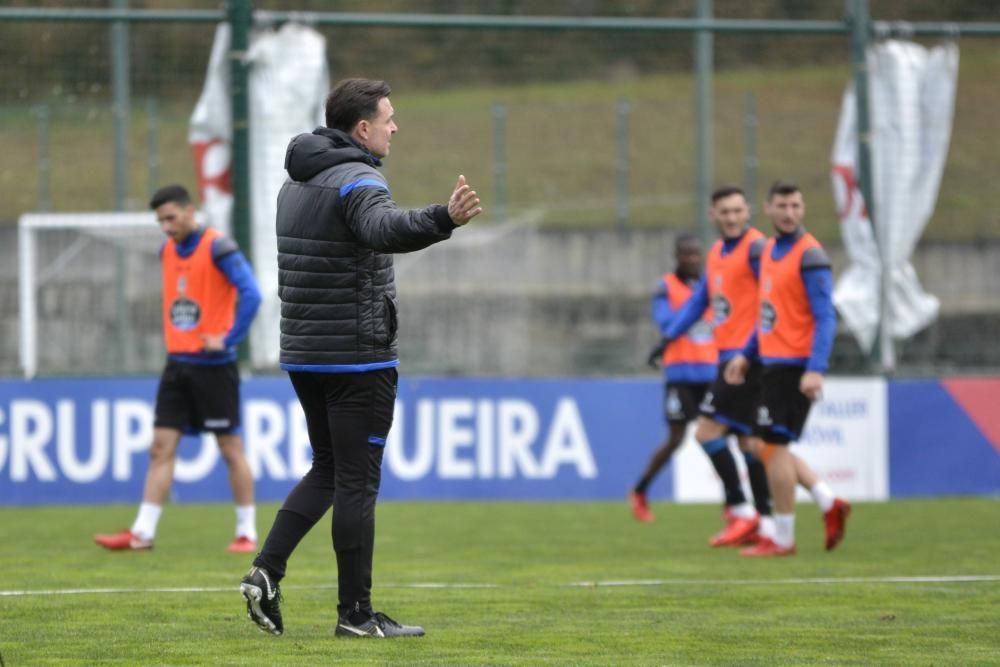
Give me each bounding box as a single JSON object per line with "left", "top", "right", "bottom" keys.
{"left": 689, "top": 319, "right": 714, "bottom": 343}
{"left": 170, "top": 296, "right": 201, "bottom": 331}
{"left": 760, "top": 299, "right": 777, "bottom": 333}
{"left": 711, "top": 294, "right": 731, "bottom": 325}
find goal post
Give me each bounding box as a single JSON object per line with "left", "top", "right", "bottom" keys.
{"left": 17, "top": 212, "right": 186, "bottom": 378}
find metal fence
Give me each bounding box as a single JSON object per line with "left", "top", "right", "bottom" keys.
{"left": 1, "top": 1, "right": 999, "bottom": 377}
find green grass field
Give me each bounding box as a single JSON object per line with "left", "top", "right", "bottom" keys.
{"left": 2, "top": 498, "right": 998, "bottom": 665}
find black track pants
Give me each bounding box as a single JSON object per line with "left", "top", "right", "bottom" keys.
{"left": 254, "top": 368, "right": 397, "bottom": 617}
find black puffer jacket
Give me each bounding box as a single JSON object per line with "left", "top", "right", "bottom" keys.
{"left": 276, "top": 127, "right": 456, "bottom": 370}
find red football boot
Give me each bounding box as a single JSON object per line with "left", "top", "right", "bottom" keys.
{"left": 824, "top": 498, "right": 852, "bottom": 551}
{"left": 629, "top": 491, "right": 655, "bottom": 523}
{"left": 739, "top": 536, "right": 797, "bottom": 557}
{"left": 94, "top": 529, "right": 153, "bottom": 551}
{"left": 709, "top": 516, "right": 760, "bottom": 547}
{"left": 227, "top": 536, "right": 258, "bottom": 554}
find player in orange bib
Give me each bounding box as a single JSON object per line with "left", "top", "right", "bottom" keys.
{"left": 630, "top": 233, "right": 718, "bottom": 522}
{"left": 726, "top": 181, "right": 851, "bottom": 557}
{"left": 653, "top": 186, "right": 775, "bottom": 547}
{"left": 95, "top": 184, "right": 262, "bottom": 553}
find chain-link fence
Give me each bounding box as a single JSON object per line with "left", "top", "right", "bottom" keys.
{"left": 1, "top": 1, "right": 998, "bottom": 377}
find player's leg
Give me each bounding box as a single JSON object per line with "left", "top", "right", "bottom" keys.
{"left": 695, "top": 416, "right": 759, "bottom": 546}
{"left": 738, "top": 434, "right": 774, "bottom": 542}
{"left": 631, "top": 384, "right": 690, "bottom": 522}
{"left": 790, "top": 449, "right": 851, "bottom": 551}
{"left": 217, "top": 432, "right": 256, "bottom": 550}
{"left": 696, "top": 367, "right": 759, "bottom": 545}
{"left": 194, "top": 362, "right": 257, "bottom": 551}
{"left": 95, "top": 361, "right": 186, "bottom": 550}
{"left": 740, "top": 366, "right": 808, "bottom": 556}
{"left": 141, "top": 427, "right": 183, "bottom": 508}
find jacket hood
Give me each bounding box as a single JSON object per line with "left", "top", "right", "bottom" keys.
{"left": 284, "top": 127, "right": 381, "bottom": 182}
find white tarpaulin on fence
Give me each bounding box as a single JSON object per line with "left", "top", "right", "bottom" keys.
{"left": 831, "top": 40, "right": 958, "bottom": 355}
{"left": 189, "top": 23, "right": 328, "bottom": 366}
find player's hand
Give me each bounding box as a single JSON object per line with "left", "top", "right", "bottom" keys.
{"left": 646, "top": 339, "right": 668, "bottom": 368}
{"left": 447, "top": 174, "right": 482, "bottom": 226}
{"left": 201, "top": 333, "right": 226, "bottom": 352}
{"left": 800, "top": 371, "right": 824, "bottom": 401}
{"left": 724, "top": 355, "right": 750, "bottom": 385}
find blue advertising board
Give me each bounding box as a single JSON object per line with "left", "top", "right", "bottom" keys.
{"left": 1, "top": 375, "right": 997, "bottom": 505}
{"left": 0, "top": 375, "right": 665, "bottom": 505}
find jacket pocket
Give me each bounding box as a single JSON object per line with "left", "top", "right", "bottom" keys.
{"left": 383, "top": 294, "right": 398, "bottom": 347}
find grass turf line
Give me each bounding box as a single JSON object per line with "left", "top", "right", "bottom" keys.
{"left": 0, "top": 498, "right": 997, "bottom": 665}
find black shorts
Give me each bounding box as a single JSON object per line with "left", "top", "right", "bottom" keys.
{"left": 663, "top": 382, "right": 710, "bottom": 424}
{"left": 755, "top": 364, "right": 813, "bottom": 445}
{"left": 154, "top": 359, "right": 241, "bottom": 434}
{"left": 698, "top": 361, "right": 762, "bottom": 435}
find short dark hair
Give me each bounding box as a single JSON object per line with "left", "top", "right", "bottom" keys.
{"left": 710, "top": 185, "right": 746, "bottom": 204}
{"left": 149, "top": 184, "right": 192, "bottom": 210}
{"left": 674, "top": 231, "right": 702, "bottom": 254}
{"left": 325, "top": 78, "right": 392, "bottom": 132}
{"left": 767, "top": 180, "right": 801, "bottom": 200}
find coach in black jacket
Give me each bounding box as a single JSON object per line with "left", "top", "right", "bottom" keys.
{"left": 241, "top": 78, "right": 481, "bottom": 639}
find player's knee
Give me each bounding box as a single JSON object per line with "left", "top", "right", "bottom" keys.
{"left": 148, "top": 440, "right": 177, "bottom": 463}
{"left": 694, "top": 419, "right": 723, "bottom": 444}
{"left": 700, "top": 436, "right": 728, "bottom": 456}
{"left": 216, "top": 435, "right": 246, "bottom": 465}
{"left": 740, "top": 436, "right": 763, "bottom": 457}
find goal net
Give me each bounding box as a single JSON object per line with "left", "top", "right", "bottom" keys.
{"left": 18, "top": 212, "right": 178, "bottom": 378}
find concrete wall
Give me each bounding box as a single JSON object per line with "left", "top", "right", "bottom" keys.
{"left": 2, "top": 224, "right": 999, "bottom": 377}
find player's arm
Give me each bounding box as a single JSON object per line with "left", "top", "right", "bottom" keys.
{"left": 647, "top": 278, "right": 675, "bottom": 366}
{"left": 801, "top": 246, "right": 835, "bottom": 400}
{"left": 211, "top": 237, "right": 262, "bottom": 351}
{"left": 663, "top": 276, "right": 709, "bottom": 341}
{"left": 650, "top": 278, "right": 674, "bottom": 335}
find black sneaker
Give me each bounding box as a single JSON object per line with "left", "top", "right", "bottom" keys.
{"left": 335, "top": 611, "right": 425, "bottom": 638}
{"left": 240, "top": 566, "right": 283, "bottom": 635}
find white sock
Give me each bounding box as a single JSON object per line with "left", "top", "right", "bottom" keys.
{"left": 131, "top": 502, "right": 162, "bottom": 541}
{"left": 235, "top": 505, "right": 257, "bottom": 541}
{"left": 729, "top": 502, "right": 757, "bottom": 520}
{"left": 774, "top": 513, "right": 795, "bottom": 548}
{"left": 758, "top": 515, "right": 776, "bottom": 540}
{"left": 810, "top": 481, "right": 835, "bottom": 513}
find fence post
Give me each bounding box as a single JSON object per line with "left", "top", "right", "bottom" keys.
{"left": 227, "top": 0, "right": 253, "bottom": 362}
{"left": 615, "top": 97, "right": 631, "bottom": 229}
{"left": 847, "top": 0, "right": 891, "bottom": 371}
{"left": 36, "top": 103, "right": 51, "bottom": 212}
{"left": 694, "top": 0, "right": 714, "bottom": 244}
{"left": 492, "top": 102, "right": 507, "bottom": 224}
{"left": 146, "top": 95, "right": 160, "bottom": 199}
{"left": 742, "top": 91, "right": 758, "bottom": 205}
{"left": 110, "top": 0, "right": 132, "bottom": 371}
{"left": 110, "top": 0, "right": 130, "bottom": 211}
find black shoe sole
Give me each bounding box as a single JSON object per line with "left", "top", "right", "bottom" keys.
{"left": 334, "top": 623, "right": 425, "bottom": 638}
{"left": 240, "top": 582, "right": 282, "bottom": 636}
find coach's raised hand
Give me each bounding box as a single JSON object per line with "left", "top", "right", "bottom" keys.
{"left": 447, "top": 174, "right": 482, "bottom": 225}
